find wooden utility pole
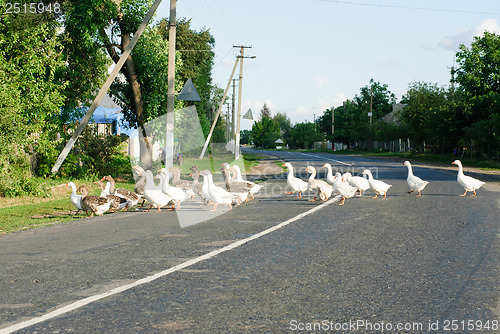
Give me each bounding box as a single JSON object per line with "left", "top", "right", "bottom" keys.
{"left": 165, "top": 0, "right": 176, "bottom": 168}
{"left": 199, "top": 56, "right": 240, "bottom": 159}
{"left": 234, "top": 45, "right": 254, "bottom": 159}
{"left": 51, "top": 0, "right": 164, "bottom": 174}
{"left": 369, "top": 85, "right": 373, "bottom": 129}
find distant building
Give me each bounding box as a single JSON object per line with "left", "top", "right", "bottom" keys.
{"left": 381, "top": 103, "right": 407, "bottom": 125}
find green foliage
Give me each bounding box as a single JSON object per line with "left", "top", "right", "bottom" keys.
{"left": 455, "top": 32, "right": 500, "bottom": 158}
{"left": 0, "top": 9, "right": 67, "bottom": 197}
{"left": 252, "top": 104, "right": 281, "bottom": 149}
{"left": 288, "top": 122, "right": 324, "bottom": 149}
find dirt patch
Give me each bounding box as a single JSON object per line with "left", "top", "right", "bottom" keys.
{"left": 247, "top": 162, "right": 283, "bottom": 176}
{"left": 31, "top": 210, "right": 79, "bottom": 219}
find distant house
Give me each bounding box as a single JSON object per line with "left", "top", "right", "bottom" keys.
{"left": 67, "top": 94, "right": 135, "bottom": 137}
{"left": 382, "top": 103, "right": 407, "bottom": 125}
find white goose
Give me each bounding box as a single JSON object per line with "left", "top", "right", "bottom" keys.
{"left": 322, "top": 163, "right": 336, "bottom": 185}
{"left": 231, "top": 164, "right": 262, "bottom": 199}
{"left": 452, "top": 160, "right": 485, "bottom": 196}
{"left": 200, "top": 170, "right": 238, "bottom": 211}
{"left": 342, "top": 172, "right": 370, "bottom": 196}
{"left": 67, "top": 182, "right": 82, "bottom": 214}
{"left": 282, "top": 162, "right": 308, "bottom": 198}
{"left": 140, "top": 170, "right": 172, "bottom": 212}
{"left": 331, "top": 172, "right": 343, "bottom": 194}
{"left": 305, "top": 166, "right": 333, "bottom": 201}
{"left": 336, "top": 174, "right": 359, "bottom": 205}
{"left": 403, "top": 161, "right": 429, "bottom": 197}
{"left": 159, "top": 168, "right": 188, "bottom": 210}
{"left": 362, "top": 169, "right": 392, "bottom": 199}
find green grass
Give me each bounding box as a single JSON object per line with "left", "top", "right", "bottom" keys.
{"left": 0, "top": 178, "right": 135, "bottom": 234}
{"left": 0, "top": 153, "right": 276, "bottom": 234}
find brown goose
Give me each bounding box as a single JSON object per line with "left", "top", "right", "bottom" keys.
{"left": 94, "top": 180, "right": 127, "bottom": 212}
{"left": 189, "top": 166, "right": 204, "bottom": 200}
{"left": 168, "top": 166, "right": 195, "bottom": 197}
{"left": 220, "top": 167, "right": 250, "bottom": 203}
{"left": 132, "top": 165, "right": 147, "bottom": 207}
{"left": 78, "top": 185, "right": 112, "bottom": 217}
{"left": 100, "top": 175, "right": 140, "bottom": 210}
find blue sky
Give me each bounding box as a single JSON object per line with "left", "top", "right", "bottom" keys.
{"left": 153, "top": 0, "right": 500, "bottom": 129}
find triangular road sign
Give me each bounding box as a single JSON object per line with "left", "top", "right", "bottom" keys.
{"left": 243, "top": 109, "right": 253, "bottom": 120}
{"left": 177, "top": 78, "right": 201, "bottom": 101}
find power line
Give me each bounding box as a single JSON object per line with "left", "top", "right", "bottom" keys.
{"left": 317, "top": 0, "right": 500, "bottom": 15}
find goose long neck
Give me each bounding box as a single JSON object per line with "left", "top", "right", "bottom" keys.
{"left": 162, "top": 172, "right": 170, "bottom": 188}
{"left": 457, "top": 162, "right": 463, "bottom": 175}
{"left": 107, "top": 177, "right": 116, "bottom": 193}
{"left": 207, "top": 174, "right": 215, "bottom": 187}
{"left": 406, "top": 164, "right": 414, "bottom": 176}
{"left": 104, "top": 182, "right": 111, "bottom": 195}
{"left": 308, "top": 169, "right": 316, "bottom": 180}
{"left": 171, "top": 169, "right": 180, "bottom": 183}
{"left": 287, "top": 165, "right": 294, "bottom": 178}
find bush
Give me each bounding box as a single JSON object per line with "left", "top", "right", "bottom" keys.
{"left": 37, "top": 129, "right": 131, "bottom": 180}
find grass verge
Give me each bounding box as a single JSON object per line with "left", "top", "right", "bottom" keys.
{"left": 0, "top": 153, "right": 275, "bottom": 234}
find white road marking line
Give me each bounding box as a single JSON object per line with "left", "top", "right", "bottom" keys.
{"left": 297, "top": 152, "right": 353, "bottom": 166}
{"left": 0, "top": 198, "right": 337, "bottom": 334}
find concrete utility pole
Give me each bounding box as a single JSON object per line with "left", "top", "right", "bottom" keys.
{"left": 231, "top": 78, "right": 236, "bottom": 142}
{"left": 165, "top": 0, "right": 176, "bottom": 168}
{"left": 51, "top": 0, "right": 164, "bottom": 174}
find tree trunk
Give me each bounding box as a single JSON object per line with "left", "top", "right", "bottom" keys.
{"left": 120, "top": 31, "right": 153, "bottom": 169}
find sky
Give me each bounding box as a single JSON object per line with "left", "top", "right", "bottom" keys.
{"left": 152, "top": 0, "right": 500, "bottom": 130}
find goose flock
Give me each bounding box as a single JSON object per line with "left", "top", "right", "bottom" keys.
{"left": 66, "top": 159, "right": 485, "bottom": 216}
{"left": 66, "top": 164, "right": 263, "bottom": 216}
{"left": 283, "top": 159, "right": 485, "bottom": 206}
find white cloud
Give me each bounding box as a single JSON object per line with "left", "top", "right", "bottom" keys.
{"left": 377, "top": 59, "right": 402, "bottom": 67}
{"left": 314, "top": 75, "right": 332, "bottom": 89}
{"left": 439, "top": 18, "right": 500, "bottom": 51}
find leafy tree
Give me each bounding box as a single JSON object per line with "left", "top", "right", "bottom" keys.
{"left": 240, "top": 130, "right": 252, "bottom": 145}
{"left": 273, "top": 112, "right": 292, "bottom": 145}
{"left": 288, "top": 122, "right": 324, "bottom": 149}
{"left": 157, "top": 18, "right": 218, "bottom": 137}
{"left": 455, "top": 31, "right": 500, "bottom": 158}
{"left": 251, "top": 104, "right": 280, "bottom": 148}
{"left": 0, "top": 9, "right": 66, "bottom": 196}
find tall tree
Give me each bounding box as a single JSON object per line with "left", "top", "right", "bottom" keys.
{"left": 0, "top": 7, "right": 66, "bottom": 195}
{"left": 455, "top": 31, "right": 500, "bottom": 157}
{"left": 63, "top": 0, "right": 159, "bottom": 167}
{"left": 251, "top": 104, "right": 280, "bottom": 148}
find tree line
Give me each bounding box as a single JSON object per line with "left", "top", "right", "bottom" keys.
{"left": 249, "top": 32, "right": 500, "bottom": 161}
{"left": 0, "top": 0, "right": 226, "bottom": 196}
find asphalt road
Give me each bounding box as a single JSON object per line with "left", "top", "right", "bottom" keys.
{"left": 1, "top": 150, "right": 499, "bottom": 333}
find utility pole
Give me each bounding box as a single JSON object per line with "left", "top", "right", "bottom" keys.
{"left": 231, "top": 78, "right": 236, "bottom": 143}
{"left": 199, "top": 56, "right": 240, "bottom": 159}
{"left": 449, "top": 65, "right": 455, "bottom": 99}
{"left": 234, "top": 45, "right": 254, "bottom": 160}
{"left": 331, "top": 108, "right": 334, "bottom": 135}
{"left": 165, "top": 0, "right": 176, "bottom": 168}
{"left": 369, "top": 85, "right": 373, "bottom": 129}
{"left": 51, "top": 0, "right": 164, "bottom": 174}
